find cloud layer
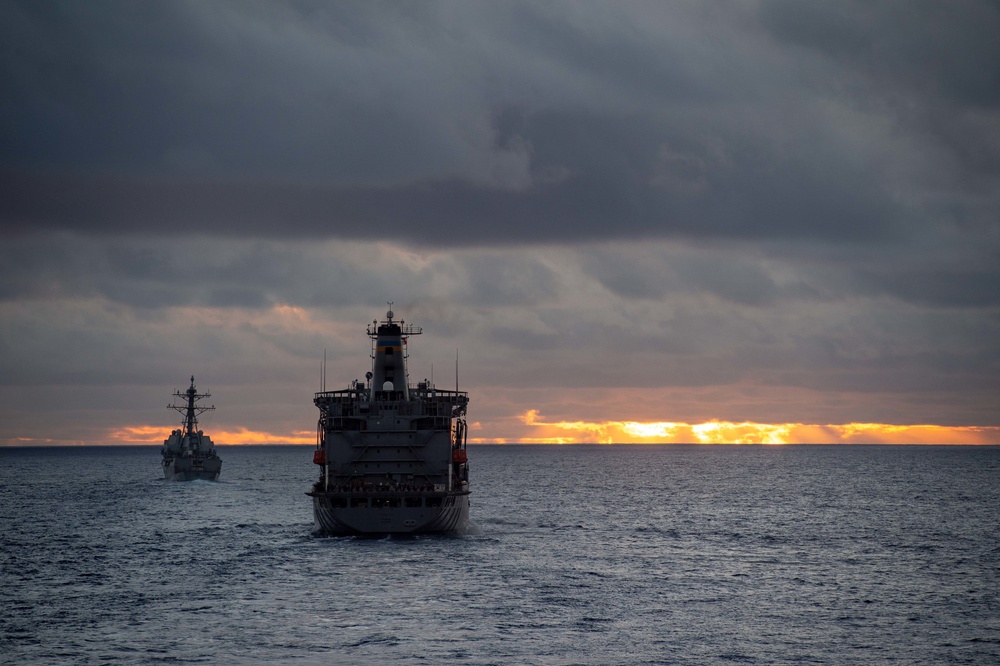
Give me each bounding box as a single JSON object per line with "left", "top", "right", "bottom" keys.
{"left": 1, "top": 1, "right": 998, "bottom": 444}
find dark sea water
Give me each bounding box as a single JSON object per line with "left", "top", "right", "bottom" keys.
{"left": 1, "top": 444, "right": 998, "bottom": 665}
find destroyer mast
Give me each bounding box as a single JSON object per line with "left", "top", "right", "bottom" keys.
{"left": 170, "top": 375, "right": 215, "bottom": 437}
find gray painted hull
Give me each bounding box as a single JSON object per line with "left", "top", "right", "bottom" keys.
{"left": 311, "top": 492, "right": 469, "bottom": 535}
{"left": 311, "top": 309, "right": 471, "bottom": 536}
{"left": 162, "top": 457, "right": 221, "bottom": 481}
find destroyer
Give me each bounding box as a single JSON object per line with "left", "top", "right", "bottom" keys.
{"left": 309, "top": 306, "right": 470, "bottom": 534}
{"left": 161, "top": 376, "right": 222, "bottom": 481}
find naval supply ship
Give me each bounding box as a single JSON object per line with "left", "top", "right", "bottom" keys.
{"left": 308, "top": 306, "right": 470, "bottom": 534}
{"left": 161, "top": 376, "right": 222, "bottom": 481}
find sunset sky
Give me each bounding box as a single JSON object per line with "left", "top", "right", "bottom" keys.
{"left": 2, "top": 1, "right": 999, "bottom": 446}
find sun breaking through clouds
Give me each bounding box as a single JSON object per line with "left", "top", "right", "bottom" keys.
{"left": 500, "top": 411, "right": 1000, "bottom": 445}
{"left": 11, "top": 415, "right": 994, "bottom": 447}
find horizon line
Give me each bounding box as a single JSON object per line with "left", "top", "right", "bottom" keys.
{"left": 3, "top": 441, "right": 999, "bottom": 448}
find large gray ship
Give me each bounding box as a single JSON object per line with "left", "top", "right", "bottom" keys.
{"left": 308, "top": 306, "right": 470, "bottom": 534}
{"left": 161, "top": 376, "right": 222, "bottom": 481}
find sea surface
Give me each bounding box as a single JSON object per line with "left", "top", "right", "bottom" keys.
{"left": 1, "top": 444, "right": 998, "bottom": 665}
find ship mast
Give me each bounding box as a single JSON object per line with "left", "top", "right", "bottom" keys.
{"left": 169, "top": 376, "right": 215, "bottom": 436}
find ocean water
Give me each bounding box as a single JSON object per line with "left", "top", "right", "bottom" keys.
{"left": 1, "top": 444, "right": 998, "bottom": 665}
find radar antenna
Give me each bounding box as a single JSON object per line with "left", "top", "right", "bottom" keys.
{"left": 168, "top": 376, "right": 215, "bottom": 436}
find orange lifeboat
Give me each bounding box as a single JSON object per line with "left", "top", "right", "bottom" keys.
{"left": 313, "top": 449, "right": 326, "bottom": 465}
{"left": 452, "top": 449, "right": 467, "bottom": 464}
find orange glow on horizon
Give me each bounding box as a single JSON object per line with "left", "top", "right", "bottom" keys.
{"left": 496, "top": 410, "right": 1000, "bottom": 445}
{"left": 6, "top": 413, "right": 998, "bottom": 447}
{"left": 107, "top": 425, "right": 315, "bottom": 445}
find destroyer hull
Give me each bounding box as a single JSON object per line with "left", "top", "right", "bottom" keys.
{"left": 162, "top": 458, "right": 221, "bottom": 482}
{"left": 162, "top": 377, "right": 221, "bottom": 480}
{"left": 310, "top": 492, "right": 469, "bottom": 535}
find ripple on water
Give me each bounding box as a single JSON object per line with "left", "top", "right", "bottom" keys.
{"left": 0, "top": 444, "right": 998, "bottom": 665}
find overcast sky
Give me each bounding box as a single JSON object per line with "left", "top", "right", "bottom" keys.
{"left": 2, "top": 0, "right": 998, "bottom": 445}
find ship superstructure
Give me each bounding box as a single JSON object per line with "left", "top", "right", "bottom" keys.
{"left": 161, "top": 376, "right": 222, "bottom": 481}
{"left": 309, "top": 306, "right": 470, "bottom": 534}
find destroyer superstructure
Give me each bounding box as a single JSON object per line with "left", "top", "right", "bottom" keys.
{"left": 309, "top": 306, "right": 470, "bottom": 534}
{"left": 161, "top": 376, "right": 222, "bottom": 481}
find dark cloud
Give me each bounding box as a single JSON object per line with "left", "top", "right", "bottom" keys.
{"left": 759, "top": 0, "right": 1000, "bottom": 185}
{"left": 0, "top": 155, "right": 906, "bottom": 245}
{"left": 759, "top": 0, "right": 1000, "bottom": 107}
{"left": 3, "top": 1, "right": 993, "bottom": 247}
{"left": 859, "top": 269, "right": 1000, "bottom": 309}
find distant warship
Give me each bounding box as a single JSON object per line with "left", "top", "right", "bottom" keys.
{"left": 308, "top": 305, "right": 470, "bottom": 534}
{"left": 161, "top": 376, "right": 222, "bottom": 481}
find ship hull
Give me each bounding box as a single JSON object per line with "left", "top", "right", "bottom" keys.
{"left": 310, "top": 491, "right": 469, "bottom": 535}
{"left": 162, "top": 457, "right": 222, "bottom": 482}
{"left": 310, "top": 308, "right": 471, "bottom": 536}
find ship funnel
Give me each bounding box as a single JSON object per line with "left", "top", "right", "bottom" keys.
{"left": 369, "top": 307, "right": 421, "bottom": 400}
